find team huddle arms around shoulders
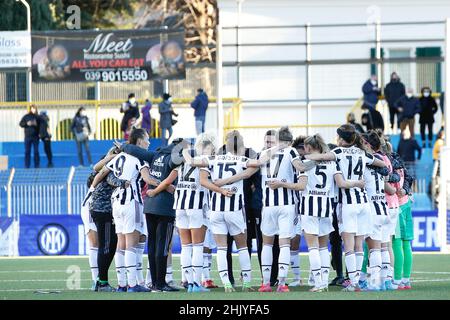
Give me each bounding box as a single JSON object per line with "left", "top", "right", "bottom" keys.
{"left": 83, "top": 124, "right": 415, "bottom": 294}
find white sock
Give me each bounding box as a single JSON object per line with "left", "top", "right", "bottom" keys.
{"left": 165, "top": 265, "right": 173, "bottom": 283}
{"left": 115, "top": 249, "right": 127, "bottom": 287}
{"left": 355, "top": 251, "right": 364, "bottom": 283}
{"left": 202, "top": 253, "right": 211, "bottom": 282}
{"left": 402, "top": 277, "right": 410, "bottom": 284}
{"left": 238, "top": 247, "right": 252, "bottom": 284}
{"left": 308, "top": 247, "right": 322, "bottom": 287}
{"left": 145, "top": 258, "right": 152, "bottom": 285}
{"left": 290, "top": 250, "right": 300, "bottom": 281}
{"left": 319, "top": 247, "right": 330, "bottom": 286}
{"left": 207, "top": 253, "right": 213, "bottom": 279}
{"left": 278, "top": 244, "right": 290, "bottom": 285}
{"left": 381, "top": 247, "right": 390, "bottom": 282}
{"left": 135, "top": 242, "right": 145, "bottom": 285}
{"left": 125, "top": 248, "right": 137, "bottom": 287}
{"left": 261, "top": 244, "right": 273, "bottom": 285}
{"left": 217, "top": 247, "right": 231, "bottom": 285}
{"left": 181, "top": 244, "right": 193, "bottom": 284}
{"left": 369, "top": 249, "right": 382, "bottom": 287}
{"left": 345, "top": 251, "right": 357, "bottom": 285}
{"left": 360, "top": 272, "right": 367, "bottom": 281}
{"left": 89, "top": 247, "right": 98, "bottom": 282}
{"left": 192, "top": 243, "right": 204, "bottom": 285}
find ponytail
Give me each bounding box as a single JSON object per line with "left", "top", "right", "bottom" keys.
{"left": 305, "top": 134, "right": 329, "bottom": 154}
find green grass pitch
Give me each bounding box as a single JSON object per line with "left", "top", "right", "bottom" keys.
{"left": 1, "top": 253, "right": 449, "bottom": 300}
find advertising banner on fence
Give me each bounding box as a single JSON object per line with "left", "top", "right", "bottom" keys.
{"left": 0, "top": 31, "right": 31, "bottom": 69}
{"left": 31, "top": 28, "right": 185, "bottom": 82}
{"left": 0, "top": 210, "right": 441, "bottom": 256}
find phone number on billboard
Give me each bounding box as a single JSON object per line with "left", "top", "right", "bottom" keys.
{"left": 84, "top": 70, "right": 149, "bottom": 82}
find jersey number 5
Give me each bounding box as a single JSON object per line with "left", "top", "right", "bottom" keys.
{"left": 315, "top": 165, "right": 327, "bottom": 189}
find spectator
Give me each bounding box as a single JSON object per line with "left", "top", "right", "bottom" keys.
{"left": 120, "top": 93, "right": 140, "bottom": 138}
{"left": 71, "top": 107, "right": 93, "bottom": 167}
{"left": 362, "top": 74, "right": 381, "bottom": 109}
{"left": 361, "top": 107, "right": 385, "bottom": 132}
{"left": 19, "top": 104, "right": 40, "bottom": 168}
{"left": 395, "top": 88, "right": 421, "bottom": 136}
{"left": 433, "top": 129, "right": 445, "bottom": 161}
{"left": 39, "top": 110, "right": 54, "bottom": 168}
{"left": 397, "top": 127, "right": 422, "bottom": 176}
{"left": 191, "top": 88, "right": 209, "bottom": 134}
{"left": 123, "top": 117, "right": 137, "bottom": 141}
{"left": 159, "top": 93, "right": 178, "bottom": 146}
{"left": 141, "top": 99, "right": 152, "bottom": 135}
{"left": 346, "top": 112, "right": 365, "bottom": 133}
{"left": 440, "top": 91, "right": 445, "bottom": 116}
{"left": 419, "top": 87, "right": 438, "bottom": 148}
{"left": 384, "top": 72, "right": 406, "bottom": 130}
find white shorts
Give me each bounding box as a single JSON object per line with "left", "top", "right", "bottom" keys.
{"left": 366, "top": 214, "right": 390, "bottom": 243}
{"left": 204, "top": 228, "right": 217, "bottom": 249}
{"left": 112, "top": 200, "right": 146, "bottom": 235}
{"left": 81, "top": 203, "right": 97, "bottom": 235}
{"left": 261, "top": 205, "right": 295, "bottom": 239}
{"left": 301, "top": 215, "right": 334, "bottom": 237}
{"left": 338, "top": 203, "right": 372, "bottom": 236}
{"left": 210, "top": 210, "right": 246, "bottom": 236}
{"left": 176, "top": 209, "right": 205, "bottom": 229}
{"left": 386, "top": 207, "right": 399, "bottom": 236}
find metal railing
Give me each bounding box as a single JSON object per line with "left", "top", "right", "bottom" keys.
{"left": 0, "top": 97, "right": 240, "bottom": 142}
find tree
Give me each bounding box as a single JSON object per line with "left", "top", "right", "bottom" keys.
{"left": 137, "top": 0, "right": 218, "bottom": 93}
{"left": 0, "top": 0, "right": 55, "bottom": 31}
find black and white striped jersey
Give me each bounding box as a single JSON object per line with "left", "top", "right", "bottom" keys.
{"left": 106, "top": 152, "right": 149, "bottom": 205}
{"left": 203, "top": 153, "right": 249, "bottom": 212}
{"left": 364, "top": 166, "right": 388, "bottom": 216}
{"left": 299, "top": 160, "right": 341, "bottom": 218}
{"left": 260, "top": 147, "right": 300, "bottom": 207}
{"left": 332, "top": 146, "right": 374, "bottom": 205}
{"left": 173, "top": 161, "right": 208, "bottom": 210}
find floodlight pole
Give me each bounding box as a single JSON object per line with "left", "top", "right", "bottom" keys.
{"left": 305, "top": 23, "right": 312, "bottom": 135}
{"left": 216, "top": 22, "right": 224, "bottom": 144}
{"left": 438, "top": 18, "right": 450, "bottom": 252}
{"left": 16, "top": 0, "right": 32, "bottom": 103}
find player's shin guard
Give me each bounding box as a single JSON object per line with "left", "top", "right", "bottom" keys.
{"left": 345, "top": 251, "right": 357, "bottom": 285}
{"left": 238, "top": 247, "right": 252, "bottom": 284}
{"left": 381, "top": 247, "right": 390, "bottom": 282}
{"left": 290, "top": 250, "right": 300, "bottom": 281}
{"left": 125, "top": 247, "right": 137, "bottom": 288}
{"left": 319, "top": 247, "right": 330, "bottom": 286}
{"left": 355, "top": 251, "right": 364, "bottom": 283}
{"left": 308, "top": 247, "right": 322, "bottom": 288}
{"left": 89, "top": 247, "right": 99, "bottom": 282}
{"left": 278, "top": 244, "right": 290, "bottom": 285}
{"left": 369, "top": 249, "right": 382, "bottom": 287}
{"left": 115, "top": 249, "right": 127, "bottom": 287}
{"left": 192, "top": 243, "right": 204, "bottom": 285}
{"left": 261, "top": 244, "right": 273, "bottom": 285}
{"left": 181, "top": 244, "right": 193, "bottom": 284}
{"left": 135, "top": 242, "right": 145, "bottom": 285}
{"left": 217, "top": 247, "right": 231, "bottom": 286}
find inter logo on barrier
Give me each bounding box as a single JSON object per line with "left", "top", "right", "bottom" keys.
{"left": 37, "top": 224, "right": 69, "bottom": 255}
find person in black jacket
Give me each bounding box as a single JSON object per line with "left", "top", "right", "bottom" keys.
{"left": 19, "top": 104, "right": 40, "bottom": 168}
{"left": 120, "top": 93, "right": 140, "bottom": 138}
{"left": 71, "top": 107, "right": 93, "bottom": 167}
{"left": 419, "top": 87, "right": 439, "bottom": 148}
{"left": 39, "top": 110, "right": 53, "bottom": 168}
{"left": 397, "top": 128, "right": 422, "bottom": 177}
{"left": 395, "top": 88, "right": 421, "bottom": 136}
{"left": 347, "top": 112, "right": 365, "bottom": 133}
{"left": 384, "top": 72, "right": 406, "bottom": 130}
